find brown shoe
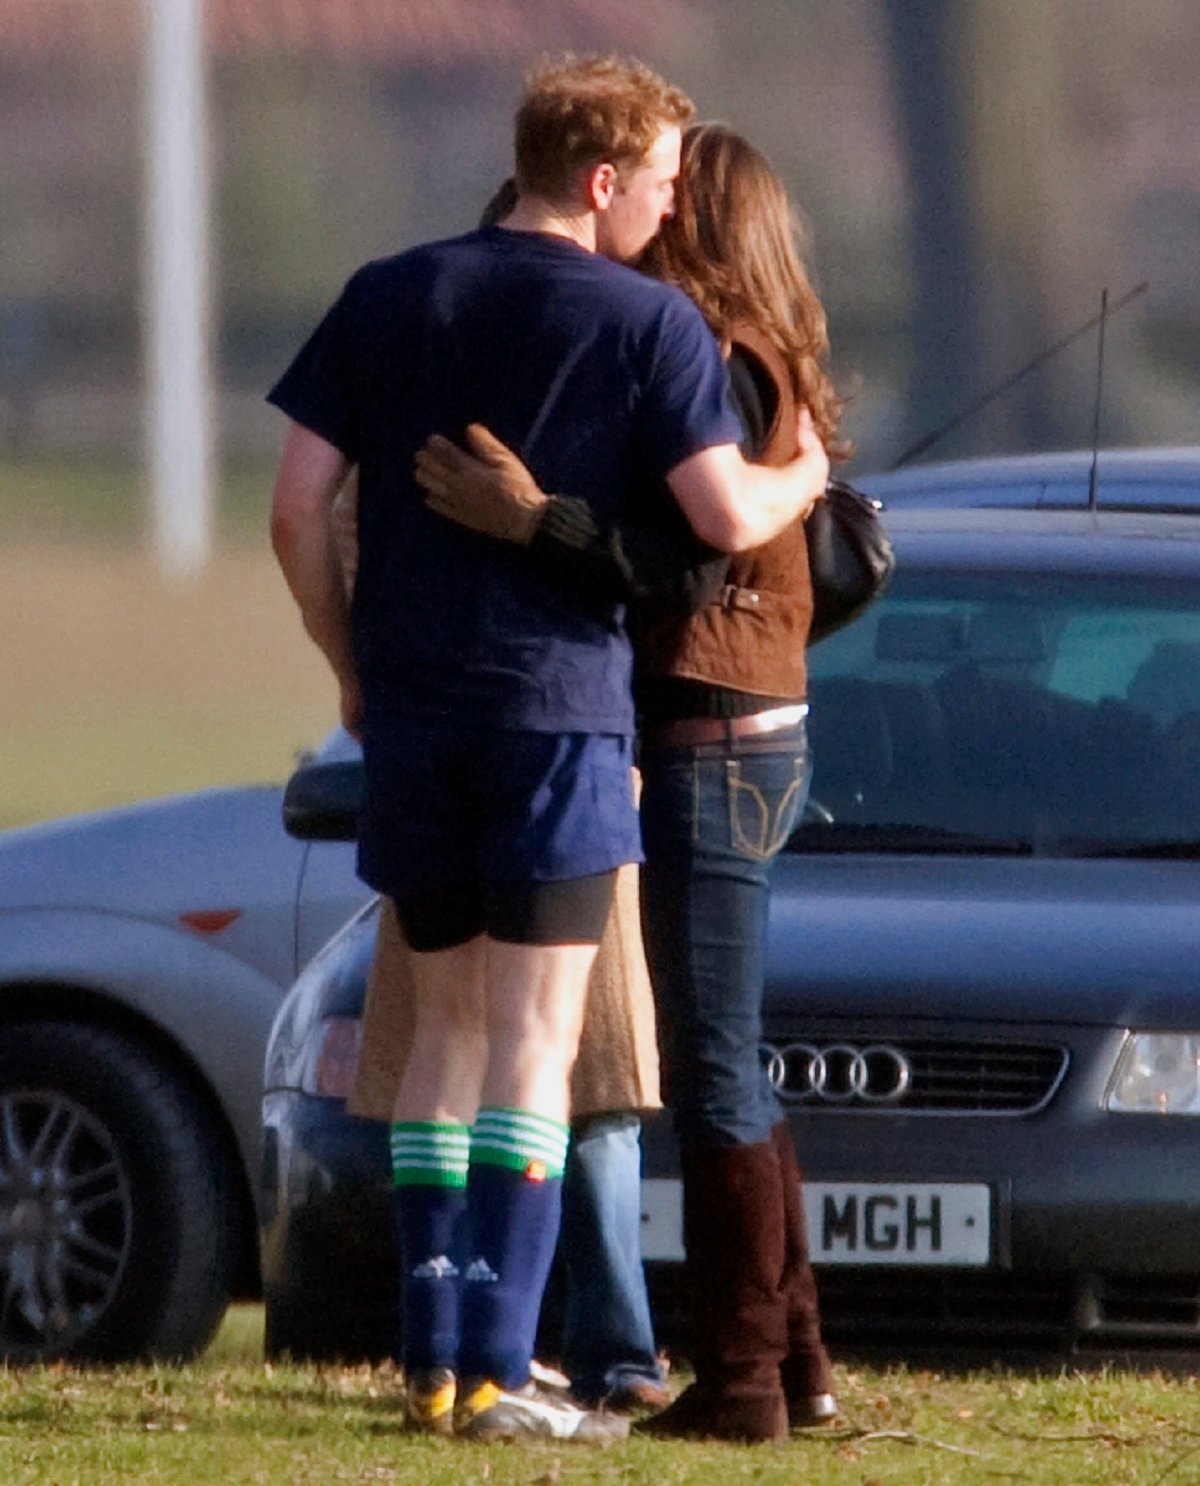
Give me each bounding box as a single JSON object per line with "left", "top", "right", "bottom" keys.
{"left": 788, "top": 1390, "right": 840, "bottom": 1428}
{"left": 636, "top": 1380, "right": 787, "bottom": 1443}
{"left": 603, "top": 1377, "right": 671, "bottom": 1415}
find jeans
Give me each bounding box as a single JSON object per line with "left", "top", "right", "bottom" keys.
{"left": 639, "top": 723, "right": 812, "bottom": 1148}
{"left": 560, "top": 1113, "right": 663, "bottom": 1401}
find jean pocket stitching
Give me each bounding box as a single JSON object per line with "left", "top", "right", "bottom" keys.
{"left": 727, "top": 761, "right": 772, "bottom": 859}
{"left": 728, "top": 756, "right": 807, "bottom": 860}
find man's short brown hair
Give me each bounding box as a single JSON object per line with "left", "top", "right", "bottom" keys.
{"left": 514, "top": 54, "right": 694, "bottom": 202}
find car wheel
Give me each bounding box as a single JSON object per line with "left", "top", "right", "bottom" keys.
{"left": 0, "top": 1020, "right": 237, "bottom": 1363}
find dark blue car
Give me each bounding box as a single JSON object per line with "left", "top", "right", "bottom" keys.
{"left": 857, "top": 446, "right": 1200, "bottom": 513}
{"left": 262, "top": 503, "right": 1200, "bottom": 1366}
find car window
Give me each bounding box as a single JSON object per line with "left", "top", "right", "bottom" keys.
{"left": 795, "top": 571, "right": 1200, "bottom": 855}
{"left": 1049, "top": 609, "right": 1200, "bottom": 714}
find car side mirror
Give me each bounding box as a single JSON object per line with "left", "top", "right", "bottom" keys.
{"left": 281, "top": 761, "right": 364, "bottom": 842}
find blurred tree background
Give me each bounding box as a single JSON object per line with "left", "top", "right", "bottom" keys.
{"left": 2, "top": 0, "right": 1197, "bottom": 501}
{"left": 4, "top": 0, "right": 1200, "bottom": 825}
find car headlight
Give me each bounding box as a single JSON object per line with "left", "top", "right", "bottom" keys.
{"left": 1106, "top": 1034, "right": 1200, "bottom": 1113}
{"left": 263, "top": 899, "right": 378, "bottom": 1095}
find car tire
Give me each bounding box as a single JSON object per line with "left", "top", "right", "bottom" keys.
{"left": 0, "top": 1019, "right": 237, "bottom": 1363}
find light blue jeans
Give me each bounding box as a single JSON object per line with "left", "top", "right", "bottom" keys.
{"left": 560, "top": 1112, "right": 663, "bottom": 1402}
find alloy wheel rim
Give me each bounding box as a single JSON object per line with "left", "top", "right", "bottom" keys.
{"left": 0, "top": 1092, "right": 133, "bottom": 1354}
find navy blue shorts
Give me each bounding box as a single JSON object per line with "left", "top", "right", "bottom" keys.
{"left": 357, "top": 709, "right": 642, "bottom": 910}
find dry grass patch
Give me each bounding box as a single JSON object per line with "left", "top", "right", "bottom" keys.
{"left": 1, "top": 540, "right": 335, "bottom": 826}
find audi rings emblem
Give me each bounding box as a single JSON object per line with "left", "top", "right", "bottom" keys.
{"left": 761, "top": 1042, "right": 913, "bottom": 1105}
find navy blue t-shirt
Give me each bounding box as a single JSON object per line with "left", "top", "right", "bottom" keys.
{"left": 268, "top": 226, "right": 742, "bottom": 734}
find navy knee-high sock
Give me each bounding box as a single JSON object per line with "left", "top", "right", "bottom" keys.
{"left": 457, "top": 1107, "right": 570, "bottom": 1389}
{"left": 390, "top": 1122, "right": 470, "bottom": 1372}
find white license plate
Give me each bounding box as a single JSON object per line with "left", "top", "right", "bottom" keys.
{"left": 638, "top": 1179, "right": 991, "bottom": 1266}
{"left": 806, "top": 1182, "right": 991, "bottom": 1266}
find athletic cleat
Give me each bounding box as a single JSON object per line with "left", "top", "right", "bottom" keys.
{"left": 455, "top": 1377, "right": 630, "bottom": 1443}
{"left": 405, "top": 1366, "right": 457, "bottom": 1435}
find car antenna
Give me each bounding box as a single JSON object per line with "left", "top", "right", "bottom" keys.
{"left": 889, "top": 280, "right": 1148, "bottom": 469}
{"left": 1086, "top": 288, "right": 1109, "bottom": 517}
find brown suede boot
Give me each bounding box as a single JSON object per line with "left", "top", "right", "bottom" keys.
{"left": 639, "top": 1142, "right": 789, "bottom": 1443}
{"left": 771, "top": 1121, "right": 838, "bottom": 1428}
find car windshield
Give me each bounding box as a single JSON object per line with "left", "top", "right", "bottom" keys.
{"left": 792, "top": 569, "right": 1200, "bottom": 856}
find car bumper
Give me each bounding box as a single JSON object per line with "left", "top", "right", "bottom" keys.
{"left": 260, "top": 1089, "right": 396, "bottom": 1359}
{"left": 263, "top": 1046, "right": 1200, "bottom": 1365}
{"left": 789, "top": 1107, "right": 1200, "bottom": 1361}
{"left": 639, "top": 1013, "right": 1200, "bottom": 1361}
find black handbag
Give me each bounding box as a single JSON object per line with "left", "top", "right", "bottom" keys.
{"left": 805, "top": 477, "right": 895, "bottom": 643}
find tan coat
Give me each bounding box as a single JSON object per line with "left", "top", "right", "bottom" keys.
{"left": 347, "top": 860, "right": 661, "bottom": 1123}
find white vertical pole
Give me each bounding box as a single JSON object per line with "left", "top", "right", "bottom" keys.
{"left": 145, "top": 0, "right": 213, "bottom": 578}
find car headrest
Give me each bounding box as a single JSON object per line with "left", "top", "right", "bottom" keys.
{"left": 1127, "top": 640, "right": 1200, "bottom": 725}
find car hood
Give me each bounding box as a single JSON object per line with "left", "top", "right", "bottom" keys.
{"left": 0, "top": 790, "right": 304, "bottom": 915}
{"left": 766, "top": 855, "right": 1200, "bottom": 1029}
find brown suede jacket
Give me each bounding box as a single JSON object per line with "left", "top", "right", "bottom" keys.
{"left": 634, "top": 323, "right": 815, "bottom": 702}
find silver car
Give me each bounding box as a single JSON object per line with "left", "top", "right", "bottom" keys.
{"left": 0, "top": 729, "right": 367, "bottom": 1361}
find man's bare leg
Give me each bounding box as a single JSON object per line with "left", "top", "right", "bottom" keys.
{"left": 389, "top": 934, "right": 597, "bottom": 1123}
{"left": 392, "top": 935, "right": 489, "bottom": 1125}
{"left": 481, "top": 940, "right": 598, "bottom": 1120}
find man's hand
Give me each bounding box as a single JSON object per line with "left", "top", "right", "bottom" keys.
{"left": 415, "top": 424, "right": 550, "bottom": 545}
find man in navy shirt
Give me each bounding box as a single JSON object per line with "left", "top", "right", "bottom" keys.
{"left": 269, "top": 53, "right": 828, "bottom": 1443}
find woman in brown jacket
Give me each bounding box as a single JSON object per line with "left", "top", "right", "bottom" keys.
{"left": 415, "top": 123, "right": 848, "bottom": 1442}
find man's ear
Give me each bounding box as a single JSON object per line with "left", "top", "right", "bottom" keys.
{"left": 585, "top": 161, "right": 619, "bottom": 212}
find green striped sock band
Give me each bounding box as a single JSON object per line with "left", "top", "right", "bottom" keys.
{"left": 390, "top": 1121, "right": 470, "bottom": 1189}
{"left": 471, "top": 1107, "right": 570, "bottom": 1180}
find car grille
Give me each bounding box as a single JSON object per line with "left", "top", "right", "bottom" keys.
{"left": 820, "top": 1271, "right": 1200, "bottom": 1358}
{"left": 818, "top": 1269, "right": 1076, "bottom": 1345}
{"left": 759, "top": 1032, "right": 1068, "bottom": 1114}
{"left": 1080, "top": 1274, "right": 1200, "bottom": 1348}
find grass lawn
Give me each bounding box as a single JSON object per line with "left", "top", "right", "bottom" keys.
{"left": 2, "top": 1306, "right": 1199, "bottom": 1485}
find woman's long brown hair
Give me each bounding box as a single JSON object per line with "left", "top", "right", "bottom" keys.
{"left": 640, "top": 122, "right": 849, "bottom": 459}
